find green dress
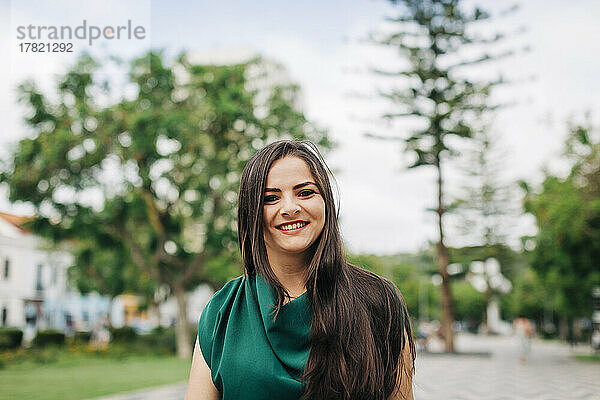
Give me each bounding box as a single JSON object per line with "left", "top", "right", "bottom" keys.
{"left": 197, "top": 274, "right": 311, "bottom": 399}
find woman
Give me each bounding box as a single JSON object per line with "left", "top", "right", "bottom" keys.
{"left": 185, "top": 140, "right": 415, "bottom": 400}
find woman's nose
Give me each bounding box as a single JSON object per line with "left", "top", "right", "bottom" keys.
{"left": 280, "top": 195, "right": 300, "bottom": 215}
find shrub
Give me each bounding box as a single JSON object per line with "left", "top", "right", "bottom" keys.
{"left": 0, "top": 328, "right": 23, "bottom": 350}
{"left": 73, "top": 331, "right": 91, "bottom": 343}
{"left": 33, "top": 330, "right": 65, "bottom": 347}
{"left": 139, "top": 327, "right": 176, "bottom": 354}
{"left": 110, "top": 326, "right": 137, "bottom": 343}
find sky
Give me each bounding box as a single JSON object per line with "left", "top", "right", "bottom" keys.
{"left": 1, "top": 0, "right": 599, "bottom": 255}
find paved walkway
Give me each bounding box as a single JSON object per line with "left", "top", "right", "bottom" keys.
{"left": 414, "top": 334, "right": 599, "bottom": 400}
{"left": 88, "top": 383, "right": 186, "bottom": 400}
{"left": 89, "top": 334, "right": 600, "bottom": 400}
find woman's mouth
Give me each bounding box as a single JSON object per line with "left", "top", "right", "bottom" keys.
{"left": 276, "top": 221, "right": 310, "bottom": 234}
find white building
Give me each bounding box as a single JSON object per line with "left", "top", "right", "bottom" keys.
{"left": 0, "top": 212, "right": 213, "bottom": 339}
{"left": 0, "top": 212, "right": 110, "bottom": 339}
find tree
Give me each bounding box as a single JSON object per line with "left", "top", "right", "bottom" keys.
{"left": 522, "top": 119, "right": 600, "bottom": 339}
{"left": 447, "top": 128, "right": 521, "bottom": 331}
{"left": 369, "top": 0, "right": 515, "bottom": 351}
{"left": 449, "top": 243, "right": 521, "bottom": 333}
{"left": 1, "top": 51, "right": 331, "bottom": 358}
{"left": 450, "top": 128, "right": 518, "bottom": 250}
{"left": 501, "top": 264, "right": 547, "bottom": 327}
{"left": 68, "top": 235, "right": 152, "bottom": 298}
{"left": 451, "top": 280, "right": 485, "bottom": 330}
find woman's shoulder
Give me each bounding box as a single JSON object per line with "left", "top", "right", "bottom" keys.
{"left": 197, "top": 275, "right": 246, "bottom": 367}
{"left": 201, "top": 275, "right": 246, "bottom": 318}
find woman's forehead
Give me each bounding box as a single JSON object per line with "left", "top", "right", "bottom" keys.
{"left": 266, "top": 157, "right": 315, "bottom": 186}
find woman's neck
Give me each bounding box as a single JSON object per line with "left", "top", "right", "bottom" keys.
{"left": 265, "top": 250, "right": 308, "bottom": 298}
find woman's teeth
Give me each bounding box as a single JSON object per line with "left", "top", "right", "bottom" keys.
{"left": 279, "top": 222, "right": 307, "bottom": 231}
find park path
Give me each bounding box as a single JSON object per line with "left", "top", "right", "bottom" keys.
{"left": 88, "top": 333, "right": 600, "bottom": 400}
{"left": 414, "top": 334, "right": 599, "bottom": 400}
{"left": 86, "top": 382, "right": 186, "bottom": 400}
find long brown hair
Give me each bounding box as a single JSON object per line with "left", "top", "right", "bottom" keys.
{"left": 237, "top": 139, "right": 415, "bottom": 400}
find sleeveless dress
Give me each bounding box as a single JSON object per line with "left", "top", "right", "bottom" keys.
{"left": 197, "top": 274, "right": 311, "bottom": 399}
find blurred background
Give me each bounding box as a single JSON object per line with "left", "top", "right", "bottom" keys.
{"left": 0, "top": 0, "right": 599, "bottom": 399}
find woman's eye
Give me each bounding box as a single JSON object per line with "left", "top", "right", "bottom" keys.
{"left": 264, "top": 195, "right": 278, "bottom": 202}
{"left": 299, "top": 189, "right": 315, "bottom": 197}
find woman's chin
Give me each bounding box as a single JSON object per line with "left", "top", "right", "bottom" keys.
{"left": 278, "top": 243, "right": 313, "bottom": 255}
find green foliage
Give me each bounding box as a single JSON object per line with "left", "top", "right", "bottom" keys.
{"left": 138, "top": 326, "right": 176, "bottom": 354}
{"left": 68, "top": 239, "right": 154, "bottom": 298}
{"left": 109, "top": 326, "right": 137, "bottom": 343}
{"left": 136, "top": 325, "right": 197, "bottom": 355}
{"left": 72, "top": 331, "right": 92, "bottom": 344}
{"left": 500, "top": 265, "right": 546, "bottom": 322}
{"left": 451, "top": 280, "right": 486, "bottom": 327}
{"left": 0, "top": 328, "right": 23, "bottom": 350}
{"left": 33, "top": 330, "right": 66, "bottom": 347}
{"left": 203, "top": 253, "right": 243, "bottom": 290}
{"left": 522, "top": 120, "right": 600, "bottom": 320}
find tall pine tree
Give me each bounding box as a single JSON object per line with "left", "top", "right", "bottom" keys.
{"left": 369, "top": 0, "right": 516, "bottom": 351}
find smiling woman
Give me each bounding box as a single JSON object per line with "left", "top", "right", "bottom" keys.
{"left": 185, "top": 140, "right": 415, "bottom": 400}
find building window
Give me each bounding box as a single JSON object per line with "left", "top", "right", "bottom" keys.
{"left": 36, "top": 264, "right": 44, "bottom": 291}
{"left": 3, "top": 259, "right": 9, "bottom": 279}
{"left": 1, "top": 307, "right": 7, "bottom": 326}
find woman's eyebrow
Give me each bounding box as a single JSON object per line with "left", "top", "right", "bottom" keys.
{"left": 264, "top": 181, "right": 316, "bottom": 192}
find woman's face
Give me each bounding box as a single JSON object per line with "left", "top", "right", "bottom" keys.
{"left": 262, "top": 156, "right": 326, "bottom": 260}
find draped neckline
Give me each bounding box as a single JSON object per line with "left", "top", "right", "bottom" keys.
{"left": 252, "top": 274, "right": 312, "bottom": 378}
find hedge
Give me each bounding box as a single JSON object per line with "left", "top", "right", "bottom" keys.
{"left": 0, "top": 328, "right": 23, "bottom": 350}
{"left": 33, "top": 330, "right": 65, "bottom": 347}
{"left": 110, "top": 326, "right": 137, "bottom": 343}
{"left": 73, "top": 331, "right": 92, "bottom": 343}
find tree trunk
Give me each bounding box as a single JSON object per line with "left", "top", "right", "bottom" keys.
{"left": 481, "top": 308, "right": 489, "bottom": 335}
{"left": 558, "top": 315, "right": 568, "bottom": 341}
{"left": 436, "top": 161, "right": 455, "bottom": 352}
{"left": 173, "top": 284, "right": 192, "bottom": 359}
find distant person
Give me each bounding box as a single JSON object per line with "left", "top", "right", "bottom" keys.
{"left": 91, "top": 318, "right": 110, "bottom": 348}
{"left": 185, "top": 140, "right": 416, "bottom": 400}
{"left": 513, "top": 317, "right": 534, "bottom": 363}
{"left": 591, "top": 328, "right": 600, "bottom": 351}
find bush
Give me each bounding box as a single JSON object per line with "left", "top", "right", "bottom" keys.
{"left": 136, "top": 325, "right": 197, "bottom": 355}
{"left": 0, "top": 328, "right": 23, "bottom": 350}
{"left": 33, "top": 330, "right": 65, "bottom": 347}
{"left": 73, "top": 331, "right": 91, "bottom": 343}
{"left": 139, "top": 327, "right": 176, "bottom": 354}
{"left": 110, "top": 326, "right": 137, "bottom": 343}
{"left": 452, "top": 280, "right": 486, "bottom": 330}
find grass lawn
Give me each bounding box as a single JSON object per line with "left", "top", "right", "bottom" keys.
{"left": 0, "top": 353, "right": 191, "bottom": 400}
{"left": 573, "top": 353, "right": 600, "bottom": 363}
